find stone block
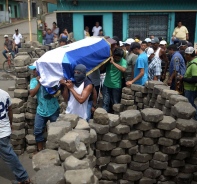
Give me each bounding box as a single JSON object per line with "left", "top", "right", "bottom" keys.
{"left": 89, "top": 121, "right": 109, "bottom": 134}
{"left": 122, "top": 93, "right": 134, "bottom": 100}
{"left": 158, "top": 137, "right": 174, "bottom": 146}
{"left": 122, "top": 87, "right": 134, "bottom": 95}
{"left": 32, "top": 149, "right": 61, "bottom": 171}
{"left": 73, "top": 129, "right": 90, "bottom": 144}
{"left": 14, "top": 55, "right": 31, "bottom": 67}
{"left": 102, "top": 170, "right": 118, "bottom": 180}
{"left": 31, "top": 166, "right": 65, "bottom": 184}
{"left": 138, "top": 137, "right": 155, "bottom": 145}
{"left": 180, "top": 137, "right": 197, "bottom": 147}
{"left": 139, "top": 177, "right": 155, "bottom": 184}
{"left": 13, "top": 113, "right": 25, "bottom": 123}
{"left": 64, "top": 155, "right": 89, "bottom": 170}
{"left": 121, "top": 99, "right": 135, "bottom": 105}
{"left": 169, "top": 95, "right": 188, "bottom": 105}
{"left": 176, "top": 118, "right": 197, "bottom": 132}
{"left": 15, "top": 66, "right": 29, "bottom": 73}
{"left": 107, "top": 162, "right": 127, "bottom": 173}
{"left": 173, "top": 151, "right": 190, "bottom": 160}
{"left": 25, "top": 134, "right": 36, "bottom": 145}
{"left": 118, "top": 140, "right": 136, "bottom": 149}
{"left": 75, "top": 118, "right": 90, "bottom": 130}
{"left": 131, "top": 84, "right": 141, "bottom": 91}
{"left": 123, "top": 169, "right": 143, "bottom": 181}
{"left": 93, "top": 108, "right": 109, "bottom": 125}
{"left": 15, "top": 77, "right": 28, "bottom": 84}
{"left": 163, "top": 167, "right": 178, "bottom": 177}
{"left": 150, "top": 160, "right": 168, "bottom": 169}
{"left": 144, "top": 168, "right": 161, "bottom": 179}
{"left": 126, "top": 105, "right": 137, "bottom": 110}
{"left": 153, "top": 85, "right": 169, "bottom": 95}
{"left": 26, "top": 145, "right": 36, "bottom": 153}
{"left": 112, "top": 155, "right": 131, "bottom": 164}
{"left": 153, "top": 152, "right": 168, "bottom": 162}
{"left": 143, "top": 97, "right": 149, "bottom": 105}
{"left": 111, "top": 148, "right": 125, "bottom": 156}
{"left": 165, "top": 128, "right": 182, "bottom": 139}
{"left": 180, "top": 164, "right": 197, "bottom": 173}
{"left": 120, "top": 110, "right": 142, "bottom": 126}
{"left": 176, "top": 173, "right": 193, "bottom": 183}
{"left": 11, "top": 138, "right": 24, "bottom": 146}
{"left": 11, "top": 129, "right": 25, "bottom": 139}
{"left": 157, "top": 116, "right": 176, "bottom": 130}
{"left": 133, "top": 153, "right": 152, "bottom": 163}
{"left": 135, "top": 97, "right": 143, "bottom": 103}
{"left": 128, "top": 145, "right": 139, "bottom": 155}
{"left": 12, "top": 122, "right": 25, "bottom": 130}
{"left": 108, "top": 113, "right": 120, "bottom": 127}
{"left": 25, "top": 112, "right": 35, "bottom": 120}
{"left": 110, "top": 124, "right": 130, "bottom": 134}
{"left": 145, "top": 129, "right": 163, "bottom": 138}
{"left": 58, "top": 114, "right": 79, "bottom": 128}
{"left": 140, "top": 144, "right": 159, "bottom": 154}
{"left": 113, "top": 104, "right": 124, "bottom": 112}
{"left": 90, "top": 128, "right": 97, "bottom": 144}
{"left": 161, "top": 89, "right": 179, "bottom": 99}
{"left": 96, "top": 141, "right": 116, "bottom": 151}
{"left": 162, "top": 145, "right": 180, "bottom": 154}
{"left": 97, "top": 156, "right": 111, "bottom": 165}
{"left": 8, "top": 86, "right": 15, "bottom": 91}
{"left": 59, "top": 131, "right": 80, "bottom": 152}
{"left": 139, "top": 86, "right": 148, "bottom": 93}
{"left": 65, "top": 168, "right": 94, "bottom": 184}
{"left": 148, "top": 81, "right": 164, "bottom": 89}
{"left": 137, "top": 103, "right": 144, "bottom": 109}
{"left": 16, "top": 71, "right": 30, "bottom": 78}
{"left": 58, "top": 147, "right": 71, "bottom": 161}
{"left": 135, "top": 120, "right": 154, "bottom": 131}
{"left": 170, "top": 160, "right": 185, "bottom": 168}
{"left": 141, "top": 108, "right": 163, "bottom": 122}
{"left": 128, "top": 130, "right": 143, "bottom": 140}
{"left": 171, "top": 101, "right": 195, "bottom": 119}
{"left": 162, "top": 106, "right": 171, "bottom": 116}
{"left": 102, "top": 132, "right": 121, "bottom": 142}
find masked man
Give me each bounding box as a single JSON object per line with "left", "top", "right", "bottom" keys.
{"left": 60, "top": 64, "right": 93, "bottom": 120}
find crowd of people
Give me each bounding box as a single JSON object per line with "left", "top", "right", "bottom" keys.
{"left": 1, "top": 20, "right": 197, "bottom": 184}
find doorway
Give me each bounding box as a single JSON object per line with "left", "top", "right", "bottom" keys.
{"left": 84, "top": 15, "right": 103, "bottom": 36}
{"left": 14, "top": 5, "right": 17, "bottom": 18}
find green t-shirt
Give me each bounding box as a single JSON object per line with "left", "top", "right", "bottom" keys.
{"left": 184, "top": 58, "right": 197, "bottom": 91}
{"left": 104, "top": 58, "right": 127, "bottom": 88}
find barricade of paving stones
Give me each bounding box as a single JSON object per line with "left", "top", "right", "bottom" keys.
{"left": 10, "top": 41, "right": 61, "bottom": 156}
{"left": 89, "top": 81, "right": 197, "bottom": 184}
{"left": 31, "top": 114, "right": 98, "bottom": 184}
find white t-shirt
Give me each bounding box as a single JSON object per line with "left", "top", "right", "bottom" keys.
{"left": 0, "top": 89, "right": 11, "bottom": 138}
{"left": 92, "top": 26, "right": 102, "bottom": 36}
{"left": 13, "top": 33, "right": 22, "bottom": 44}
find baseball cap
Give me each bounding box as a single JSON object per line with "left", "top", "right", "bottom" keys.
{"left": 160, "top": 40, "right": 167, "bottom": 45}
{"left": 144, "top": 38, "right": 151, "bottom": 43}
{"left": 4, "top": 35, "right": 8, "bottom": 38}
{"left": 146, "top": 48, "right": 154, "bottom": 57}
{"left": 28, "top": 62, "right": 37, "bottom": 70}
{"left": 119, "top": 41, "right": 124, "bottom": 47}
{"left": 178, "top": 40, "right": 187, "bottom": 48}
{"left": 151, "top": 37, "right": 160, "bottom": 44}
{"left": 123, "top": 38, "right": 135, "bottom": 45}
{"left": 185, "top": 47, "right": 195, "bottom": 54}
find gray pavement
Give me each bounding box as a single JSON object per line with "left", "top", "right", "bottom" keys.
{"left": 0, "top": 13, "right": 57, "bottom": 183}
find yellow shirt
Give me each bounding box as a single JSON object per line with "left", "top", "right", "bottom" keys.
{"left": 173, "top": 26, "right": 188, "bottom": 40}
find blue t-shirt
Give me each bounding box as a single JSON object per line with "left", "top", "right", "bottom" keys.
{"left": 30, "top": 78, "right": 59, "bottom": 117}
{"left": 45, "top": 33, "right": 54, "bottom": 45}
{"left": 134, "top": 52, "right": 148, "bottom": 85}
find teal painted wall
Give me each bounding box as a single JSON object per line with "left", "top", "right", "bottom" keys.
{"left": 168, "top": 13, "right": 175, "bottom": 43}
{"left": 57, "top": 0, "right": 197, "bottom": 11}
{"left": 73, "top": 13, "right": 112, "bottom": 40}
{"left": 48, "top": 3, "right": 57, "bottom": 13}
{"left": 0, "top": 1, "right": 19, "bottom": 18}
{"left": 122, "top": 13, "right": 127, "bottom": 41}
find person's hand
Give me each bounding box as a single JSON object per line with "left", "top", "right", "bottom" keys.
{"left": 65, "top": 80, "right": 74, "bottom": 89}
{"left": 177, "top": 75, "right": 183, "bottom": 81}
{"left": 59, "top": 79, "right": 67, "bottom": 86}
{"left": 126, "top": 80, "right": 133, "bottom": 87}
{"left": 91, "top": 107, "right": 96, "bottom": 113}
{"left": 36, "top": 76, "right": 40, "bottom": 81}
{"left": 167, "top": 78, "right": 172, "bottom": 86}
{"left": 110, "top": 56, "right": 114, "bottom": 64}
{"left": 161, "top": 73, "right": 166, "bottom": 81}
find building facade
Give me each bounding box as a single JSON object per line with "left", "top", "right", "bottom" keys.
{"left": 56, "top": 0, "right": 197, "bottom": 48}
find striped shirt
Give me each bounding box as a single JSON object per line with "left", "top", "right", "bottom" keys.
{"left": 148, "top": 57, "right": 162, "bottom": 80}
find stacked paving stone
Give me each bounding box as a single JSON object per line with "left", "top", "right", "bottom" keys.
{"left": 31, "top": 113, "right": 98, "bottom": 184}
{"left": 90, "top": 103, "right": 197, "bottom": 184}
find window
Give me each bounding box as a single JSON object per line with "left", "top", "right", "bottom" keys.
{"left": 0, "top": 4, "right": 3, "bottom": 11}
{"left": 128, "top": 15, "right": 168, "bottom": 40}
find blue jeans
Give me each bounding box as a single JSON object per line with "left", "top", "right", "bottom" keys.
{"left": 102, "top": 85, "right": 122, "bottom": 112}
{"left": 34, "top": 109, "right": 59, "bottom": 142}
{"left": 87, "top": 101, "right": 93, "bottom": 122}
{"left": 2, "top": 49, "right": 15, "bottom": 59}
{"left": 184, "top": 90, "right": 197, "bottom": 120}
{"left": 0, "top": 136, "right": 29, "bottom": 182}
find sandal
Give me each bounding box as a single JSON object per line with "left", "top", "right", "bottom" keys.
{"left": 12, "top": 178, "right": 31, "bottom": 184}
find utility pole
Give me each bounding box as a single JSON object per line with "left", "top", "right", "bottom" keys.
{"left": 28, "top": 0, "right": 32, "bottom": 41}
{"left": 36, "top": 0, "right": 45, "bottom": 44}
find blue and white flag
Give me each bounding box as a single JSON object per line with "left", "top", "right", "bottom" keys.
{"left": 36, "top": 37, "right": 111, "bottom": 91}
